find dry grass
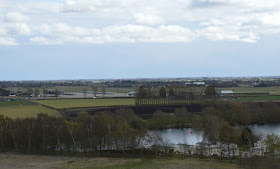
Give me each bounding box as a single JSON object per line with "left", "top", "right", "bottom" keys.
{"left": 0, "top": 153, "right": 239, "bottom": 169}
{"left": 60, "top": 157, "right": 239, "bottom": 169}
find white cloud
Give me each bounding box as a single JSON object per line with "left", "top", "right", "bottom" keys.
{"left": 63, "top": 0, "right": 132, "bottom": 12}
{"left": 0, "top": 0, "right": 280, "bottom": 45}
{"left": 30, "top": 24, "right": 196, "bottom": 44}
{"left": 259, "top": 13, "right": 280, "bottom": 26}
{"left": 134, "top": 13, "right": 164, "bottom": 25}
{"left": 199, "top": 26, "right": 259, "bottom": 43}
{"left": 0, "top": 27, "right": 7, "bottom": 35}
{"left": 30, "top": 37, "right": 63, "bottom": 45}
{"left": 5, "top": 23, "right": 31, "bottom": 36}
{"left": 0, "top": 37, "right": 17, "bottom": 46}
{"left": 5, "top": 12, "right": 29, "bottom": 22}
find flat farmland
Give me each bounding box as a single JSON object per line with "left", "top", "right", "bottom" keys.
{"left": 5, "top": 86, "right": 134, "bottom": 93}
{"left": 0, "top": 101, "right": 61, "bottom": 119}
{"left": 236, "top": 95, "right": 280, "bottom": 102}
{"left": 217, "top": 86, "right": 280, "bottom": 94}
{"left": 33, "top": 98, "right": 135, "bottom": 109}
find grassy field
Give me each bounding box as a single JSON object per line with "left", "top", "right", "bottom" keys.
{"left": 217, "top": 86, "right": 280, "bottom": 94}
{"left": 33, "top": 98, "right": 135, "bottom": 109}
{"left": 236, "top": 95, "right": 280, "bottom": 102}
{"left": 61, "top": 157, "right": 238, "bottom": 169}
{"left": 0, "top": 153, "right": 239, "bottom": 169}
{"left": 0, "top": 100, "right": 61, "bottom": 119}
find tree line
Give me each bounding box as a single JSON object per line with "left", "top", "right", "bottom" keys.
{"left": 135, "top": 85, "right": 217, "bottom": 106}
{"left": 190, "top": 101, "right": 280, "bottom": 151}
{"left": 201, "top": 101, "right": 280, "bottom": 125}
{"left": 149, "top": 107, "right": 193, "bottom": 129}
{"left": 0, "top": 108, "right": 173, "bottom": 156}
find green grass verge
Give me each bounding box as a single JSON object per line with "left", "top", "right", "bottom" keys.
{"left": 0, "top": 101, "right": 61, "bottom": 119}
{"left": 33, "top": 98, "right": 135, "bottom": 109}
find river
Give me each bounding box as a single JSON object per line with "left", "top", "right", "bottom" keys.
{"left": 155, "top": 123, "right": 280, "bottom": 145}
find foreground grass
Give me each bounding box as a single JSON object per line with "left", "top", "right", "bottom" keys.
{"left": 0, "top": 101, "right": 61, "bottom": 119}
{"left": 33, "top": 98, "right": 135, "bottom": 109}
{"left": 0, "top": 153, "right": 239, "bottom": 169}
{"left": 57, "top": 156, "right": 239, "bottom": 169}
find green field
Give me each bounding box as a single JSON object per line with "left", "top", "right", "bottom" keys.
{"left": 217, "top": 86, "right": 280, "bottom": 94}
{"left": 0, "top": 100, "right": 61, "bottom": 119}
{"left": 236, "top": 95, "right": 280, "bottom": 102}
{"left": 33, "top": 98, "right": 135, "bottom": 109}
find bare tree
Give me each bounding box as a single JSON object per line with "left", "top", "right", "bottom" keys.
{"left": 54, "top": 89, "right": 60, "bottom": 99}
{"left": 52, "top": 118, "right": 64, "bottom": 151}
{"left": 64, "top": 120, "right": 83, "bottom": 150}
{"left": 148, "top": 132, "right": 164, "bottom": 157}
{"left": 101, "top": 85, "right": 106, "bottom": 98}
{"left": 92, "top": 85, "right": 98, "bottom": 97}
{"left": 82, "top": 88, "right": 88, "bottom": 99}
{"left": 27, "top": 88, "right": 33, "bottom": 100}
{"left": 43, "top": 88, "right": 48, "bottom": 99}
{"left": 264, "top": 133, "right": 280, "bottom": 156}
{"left": 34, "top": 88, "right": 40, "bottom": 98}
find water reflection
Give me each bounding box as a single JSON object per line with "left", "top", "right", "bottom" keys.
{"left": 155, "top": 123, "right": 280, "bottom": 145}
{"left": 155, "top": 128, "right": 203, "bottom": 145}
{"left": 249, "top": 123, "right": 280, "bottom": 136}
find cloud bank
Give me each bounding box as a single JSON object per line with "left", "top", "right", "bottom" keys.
{"left": 0, "top": 0, "right": 280, "bottom": 46}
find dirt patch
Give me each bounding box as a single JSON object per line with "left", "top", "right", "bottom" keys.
{"left": 0, "top": 153, "right": 77, "bottom": 169}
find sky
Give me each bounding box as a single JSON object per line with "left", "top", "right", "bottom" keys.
{"left": 0, "top": 0, "right": 280, "bottom": 80}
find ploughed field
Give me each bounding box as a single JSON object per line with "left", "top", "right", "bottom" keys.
{"left": 33, "top": 98, "right": 135, "bottom": 109}
{"left": 0, "top": 101, "right": 61, "bottom": 119}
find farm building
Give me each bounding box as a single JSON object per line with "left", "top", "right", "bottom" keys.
{"left": 219, "top": 90, "right": 235, "bottom": 99}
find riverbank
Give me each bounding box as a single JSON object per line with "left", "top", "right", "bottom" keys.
{"left": 0, "top": 152, "right": 238, "bottom": 169}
